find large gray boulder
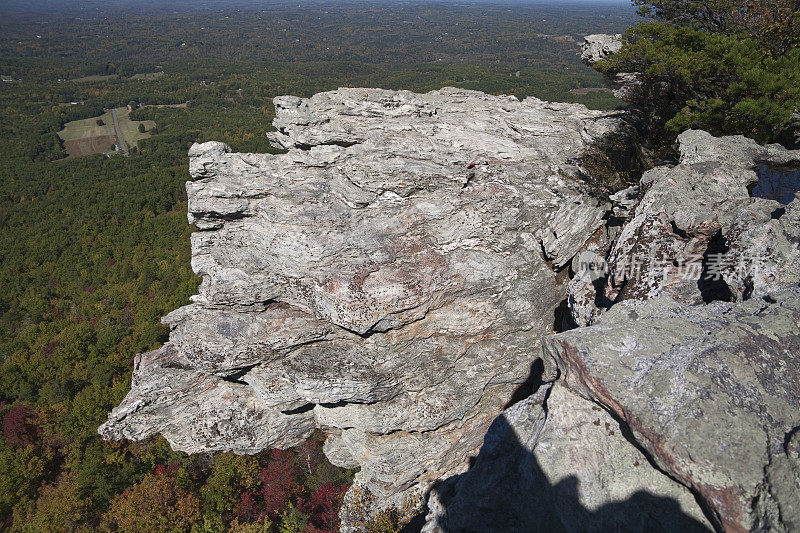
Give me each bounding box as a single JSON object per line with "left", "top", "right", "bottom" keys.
{"left": 544, "top": 290, "right": 800, "bottom": 532}
{"left": 580, "top": 34, "right": 623, "bottom": 63}
{"left": 543, "top": 131, "right": 800, "bottom": 532}
{"left": 99, "top": 88, "right": 619, "bottom": 508}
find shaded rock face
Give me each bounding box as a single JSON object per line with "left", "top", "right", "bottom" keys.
{"left": 99, "top": 88, "right": 619, "bottom": 505}
{"left": 429, "top": 131, "right": 800, "bottom": 533}
{"left": 424, "top": 383, "right": 711, "bottom": 532}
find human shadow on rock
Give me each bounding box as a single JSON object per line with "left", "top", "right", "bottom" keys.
{"left": 424, "top": 400, "right": 712, "bottom": 533}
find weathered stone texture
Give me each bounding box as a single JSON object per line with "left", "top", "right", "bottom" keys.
{"left": 100, "top": 87, "right": 618, "bottom": 504}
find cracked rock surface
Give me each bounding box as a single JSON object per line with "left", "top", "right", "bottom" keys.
{"left": 545, "top": 290, "right": 800, "bottom": 532}
{"left": 542, "top": 133, "right": 800, "bottom": 531}
{"left": 428, "top": 131, "right": 800, "bottom": 533}
{"left": 99, "top": 87, "right": 618, "bottom": 505}
{"left": 569, "top": 130, "right": 800, "bottom": 324}
{"left": 100, "top": 83, "right": 800, "bottom": 532}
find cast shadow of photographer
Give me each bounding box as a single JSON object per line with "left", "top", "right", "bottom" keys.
{"left": 421, "top": 384, "right": 713, "bottom": 533}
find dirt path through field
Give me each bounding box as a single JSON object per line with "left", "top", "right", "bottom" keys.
{"left": 110, "top": 108, "right": 129, "bottom": 156}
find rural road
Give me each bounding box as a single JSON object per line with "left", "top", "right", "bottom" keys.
{"left": 110, "top": 108, "right": 129, "bottom": 156}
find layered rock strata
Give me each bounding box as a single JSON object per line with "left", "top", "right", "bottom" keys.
{"left": 100, "top": 88, "right": 619, "bottom": 507}
{"left": 100, "top": 84, "right": 800, "bottom": 531}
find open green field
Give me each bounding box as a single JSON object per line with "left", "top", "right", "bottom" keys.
{"left": 131, "top": 71, "right": 165, "bottom": 80}
{"left": 57, "top": 108, "right": 156, "bottom": 157}
{"left": 114, "top": 107, "right": 157, "bottom": 146}
{"left": 70, "top": 74, "right": 119, "bottom": 83}
{"left": 58, "top": 110, "right": 116, "bottom": 141}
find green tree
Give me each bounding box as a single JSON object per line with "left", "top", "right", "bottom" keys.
{"left": 633, "top": 0, "right": 800, "bottom": 55}
{"left": 599, "top": 23, "right": 800, "bottom": 146}
{"left": 101, "top": 471, "right": 201, "bottom": 532}
{"left": 595, "top": 0, "right": 800, "bottom": 149}
{"left": 17, "top": 474, "right": 93, "bottom": 533}
{"left": 199, "top": 453, "right": 260, "bottom": 525}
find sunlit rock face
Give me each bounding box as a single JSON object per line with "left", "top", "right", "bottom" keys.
{"left": 99, "top": 88, "right": 619, "bottom": 506}
{"left": 426, "top": 131, "right": 800, "bottom": 533}
{"left": 580, "top": 33, "right": 623, "bottom": 63}
{"left": 100, "top": 87, "right": 800, "bottom": 532}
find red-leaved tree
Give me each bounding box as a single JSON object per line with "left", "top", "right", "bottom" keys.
{"left": 2, "top": 403, "right": 40, "bottom": 447}
{"left": 258, "top": 449, "right": 300, "bottom": 518}
{"left": 300, "top": 482, "right": 348, "bottom": 532}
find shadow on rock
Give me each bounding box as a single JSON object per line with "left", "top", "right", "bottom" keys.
{"left": 423, "top": 385, "right": 712, "bottom": 533}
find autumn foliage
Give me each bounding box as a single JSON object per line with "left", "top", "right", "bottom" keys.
{"left": 96, "top": 434, "right": 352, "bottom": 532}
{"left": 2, "top": 404, "right": 40, "bottom": 448}
{"left": 102, "top": 469, "right": 201, "bottom": 532}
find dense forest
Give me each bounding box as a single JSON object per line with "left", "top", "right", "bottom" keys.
{"left": 4, "top": 0, "right": 797, "bottom": 529}
{"left": 0, "top": 2, "right": 636, "bottom": 531}
{"left": 1, "top": 1, "right": 634, "bottom": 80}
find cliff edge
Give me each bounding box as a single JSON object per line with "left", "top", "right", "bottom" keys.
{"left": 100, "top": 88, "right": 800, "bottom": 532}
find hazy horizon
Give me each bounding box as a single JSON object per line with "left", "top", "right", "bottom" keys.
{"left": 2, "top": 0, "right": 634, "bottom": 17}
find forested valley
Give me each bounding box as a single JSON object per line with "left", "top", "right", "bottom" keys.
{"left": 0, "top": 2, "right": 635, "bottom": 531}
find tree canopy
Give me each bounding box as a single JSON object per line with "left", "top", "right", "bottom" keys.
{"left": 633, "top": 0, "right": 800, "bottom": 55}
{"left": 599, "top": 0, "right": 800, "bottom": 149}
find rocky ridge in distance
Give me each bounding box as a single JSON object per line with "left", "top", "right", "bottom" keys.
{"left": 580, "top": 34, "right": 623, "bottom": 63}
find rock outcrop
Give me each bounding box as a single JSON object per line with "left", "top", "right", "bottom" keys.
{"left": 580, "top": 34, "right": 623, "bottom": 63}
{"left": 568, "top": 130, "right": 800, "bottom": 325}
{"left": 428, "top": 131, "right": 800, "bottom": 532}
{"left": 550, "top": 132, "right": 800, "bottom": 532}
{"left": 99, "top": 88, "right": 620, "bottom": 510}
{"left": 100, "top": 83, "right": 800, "bottom": 532}
{"left": 579, "top": 34, "right": 642, "bottom": 101}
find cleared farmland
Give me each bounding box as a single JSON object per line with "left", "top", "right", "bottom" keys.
{"left": 58, "top": 108, "right": 156, "bottom": 158}
{"left": 131, "top": 71, "right": 165, "bottom": 80}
